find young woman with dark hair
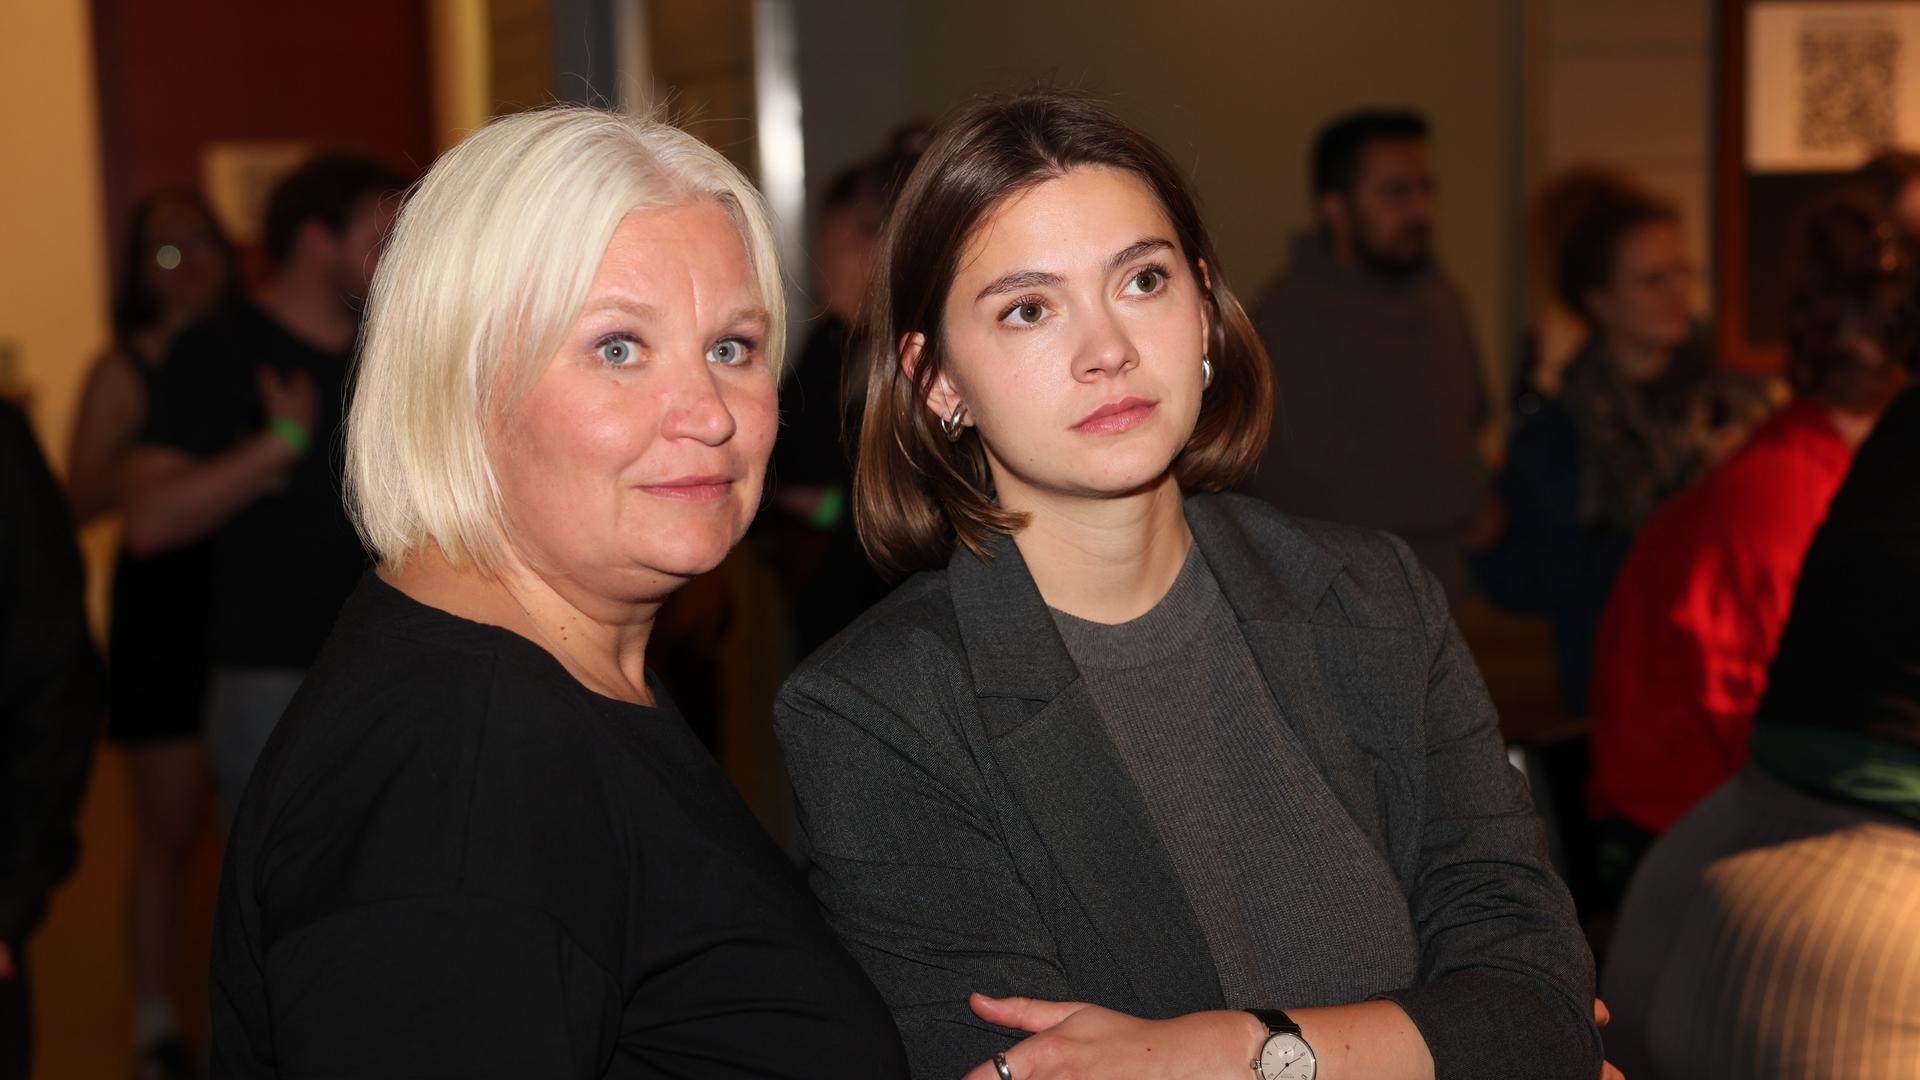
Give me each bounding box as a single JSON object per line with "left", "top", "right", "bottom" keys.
{"left": 775, "top": 91, "right": 1605, "bottom": 1080}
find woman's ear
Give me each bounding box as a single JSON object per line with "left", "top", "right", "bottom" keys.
{"left": 903, "top": 332, "right": 967, "bottom": 430}
{"left": 1196, "top": 258, "right": 1216, "bottom": 353}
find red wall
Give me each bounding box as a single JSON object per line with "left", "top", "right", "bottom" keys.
{"left": 90, "top": 0, "right": 435, "bottom": 277}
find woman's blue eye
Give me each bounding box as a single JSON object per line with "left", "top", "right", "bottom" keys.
{"left": 707, "top": 338, "right": 750, "bottom": 365}
{"left": 596, "top": 337, "right": 637, "bottom": 366}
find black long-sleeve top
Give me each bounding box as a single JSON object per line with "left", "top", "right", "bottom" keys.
{"left": 211, "top": 574, "right": 907, "bottom": 1078}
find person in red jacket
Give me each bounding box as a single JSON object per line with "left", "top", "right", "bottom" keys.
{"left": 1586, "top": 185, "right": 1917, "bottom": 900}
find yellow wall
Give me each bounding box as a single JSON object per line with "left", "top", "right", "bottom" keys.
{"left": 0, "top": 0, "right": 112, "bottom": 632}
{"left": 0, "top": 0, "right": 108, "bottom": 472}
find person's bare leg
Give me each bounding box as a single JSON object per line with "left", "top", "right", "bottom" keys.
{"left": 125, "top": 740, "right": 211, "bottom": 1059}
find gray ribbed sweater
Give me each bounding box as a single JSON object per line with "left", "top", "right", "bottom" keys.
{"left": 1049, "top": 544, "right": 1418, "bottom": 1007}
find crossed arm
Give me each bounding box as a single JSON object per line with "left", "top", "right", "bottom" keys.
{"left": 778, "top": 546, "right": 1607, "bottom": 1080}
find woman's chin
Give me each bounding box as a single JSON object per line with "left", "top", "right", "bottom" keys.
{"left": 638, "top": 530, "right": 745, "bottom": 584}
{"left": 1073, "top": 453, "right": 1182, "bottom": 499}
{"left": 1039, "top": 472, "right": 1176, "bottom": 505}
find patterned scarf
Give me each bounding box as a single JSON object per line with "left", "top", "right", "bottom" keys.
{"left": 1561, "top": 334, "right": 1773, "bottom": 533}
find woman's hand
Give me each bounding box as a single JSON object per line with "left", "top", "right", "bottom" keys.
{"left": 255, "top": 365, "right": 318, "bottom": 446}
{"left": 1594, "top": 998, "right": 1625, "bottom": 1080}
{"left": 961, "top": 993, "right": 1258, "bottom": 1080}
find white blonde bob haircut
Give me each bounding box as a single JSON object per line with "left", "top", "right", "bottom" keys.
{"left": 346, "top": 106, "right": 786, "bottom": 575}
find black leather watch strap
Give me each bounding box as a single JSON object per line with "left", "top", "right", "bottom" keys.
{"left": 1247, "top": 1009, "right": 1315, "bottom": 1079}
{"left": 1248, "top": 1008, "right": 1302, "bottom": 1037}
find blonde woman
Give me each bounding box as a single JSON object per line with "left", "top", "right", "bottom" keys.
{"left": 209, "top": 108, "right": 906, "bottom": 1078}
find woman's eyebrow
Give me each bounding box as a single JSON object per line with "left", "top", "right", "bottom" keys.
{"left": 719, "top": 305, "right": 772, "bottom": 331}
{"left": 577, "top": 296, "right": 661, "bottom": 320}
{"left": 974, "top": 269, "right": 1065, "bottom": 303}
{"left": 1107, "top": 236, "right": 1174, "bottom": 271}
{"left": 972, "top": 237, "right": 1177, "bottom": 304}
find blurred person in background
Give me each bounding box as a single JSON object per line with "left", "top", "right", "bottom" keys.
{"left": 1859, "top": 147, "right": 1920, "bottom": 240}
{"left": 123, "top": 154, "right": 404, "bottom": 823}
{"left": 766, "top": 128, "right": 926, "bottom": 662}
{"left": 1248, "top": 109, "right": 1490, "bottom": 603}
{"left": 1602, "top": 382, "right": 1920, "bottom": 1078}
{"left": 1472, "top": 169, "right": 1769, "bottom": 721}
{"left": 67, "top": 188, "right": 239, "bottom": 1079}
{"left": 70, "top": 189, "right": 240, "bottom": 518}
{"left": 0, "top": 399, "right": 103, "bottom": 1080}
{"left": 1587, "top": 185, "right": 1917, "bottom": 902}
{"left": 211, "top": 107, "right": 905, "bottom": 1079}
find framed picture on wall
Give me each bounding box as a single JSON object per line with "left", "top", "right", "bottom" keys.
{"left": 202, "top": 140, "right": 313, "bottom": 248}
{"left": 1717, "top": 0, "right": 1920, "bottom": 373}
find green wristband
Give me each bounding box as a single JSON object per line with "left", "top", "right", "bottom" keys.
{"left": 268, "top": 416, "right": 312, "bottom": 459}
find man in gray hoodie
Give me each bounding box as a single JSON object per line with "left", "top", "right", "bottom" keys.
{"left": 1249, "top": 110, "right": 1490, "bottom": 603}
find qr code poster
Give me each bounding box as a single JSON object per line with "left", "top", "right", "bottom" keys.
{"left": 1748, "top": 2, "right": 1920, "bottom": 172}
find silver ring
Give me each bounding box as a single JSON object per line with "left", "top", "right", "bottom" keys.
{"left": 992, "top": 1051, "right": 1013, "bottom": 1080}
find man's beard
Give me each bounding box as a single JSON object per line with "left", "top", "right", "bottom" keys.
{"left": 1355, "top": 225, "right": 1433, "bottom": 279}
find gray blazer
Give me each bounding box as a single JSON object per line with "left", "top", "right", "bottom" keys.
{"left": 776, "top": 493, "right": 1601, "bottom": 1079}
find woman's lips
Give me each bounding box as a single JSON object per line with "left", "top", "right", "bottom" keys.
{"left": 638, "top": 475, "right": 734, "bottom": 502}
{"left": 1071, "top": 397, "right": 1157, "bottom": 435}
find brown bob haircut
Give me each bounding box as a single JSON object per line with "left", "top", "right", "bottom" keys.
{"left": 852, "top": 91, "right": 1274, "bottom": 581}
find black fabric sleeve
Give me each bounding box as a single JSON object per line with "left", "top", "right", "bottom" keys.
{"left": 0, "top": 402, "right": 102, "bottom": 946}
{"left": 771, "top": 322, "right": 855, "bottom": 490}
{"left": 1373, "top": 535, "right": 1603, "bottom": 1080}
{"left": 212, "top": 891, "right": 623, "bottom": 1079}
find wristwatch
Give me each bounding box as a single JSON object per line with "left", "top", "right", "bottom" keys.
{"left": 1248, "top": 1009, "right": 1317, "bottom": 1080}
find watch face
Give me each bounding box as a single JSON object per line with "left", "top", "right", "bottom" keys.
{"left": 1259, "top": 1032, "right": 1315, "bottom": 1080}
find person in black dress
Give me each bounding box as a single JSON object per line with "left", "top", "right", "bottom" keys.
{"left": 66, "top": 188, "right": 237, "bottom": 1078}
{"left": 209, "top": 107, "right": 906, "bottom": 1078}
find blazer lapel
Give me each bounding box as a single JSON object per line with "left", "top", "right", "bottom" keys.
{"left": 1232, "top": 620, "right": 1424, "bottom": 881}
{"left": 1186, "top": 496, "right": 1425, "bottom": 880}
{"left": 946, "top": 536, "right": 1226, "bottom": 1016}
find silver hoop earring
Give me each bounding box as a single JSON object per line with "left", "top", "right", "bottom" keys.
{"left": 1201, "top": 355, "right": 1214, "bottom": 391}
{"left": 940, "top": 401, "right": 969, "bottom": 442}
